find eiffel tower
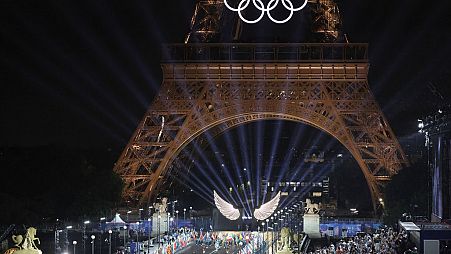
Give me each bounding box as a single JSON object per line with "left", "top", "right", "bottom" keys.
{"left": 114, "top": 0, "right": 409, "bottom": 210}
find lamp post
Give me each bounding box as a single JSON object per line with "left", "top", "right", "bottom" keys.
{"left": 91, "top": 235, "right": 95, "bottom": 254}
{"left": 65, "top": 226, "right": 72, "bottom": 254}
{"left": 261, "top": 222, "right": 265, "bottom": 252}
{"left": 108, "top": 230, "right": 112, "bottom": 254}
{"left": 169, "top": 217, "right": 174, "bottom": 235}
{"left": 72, "top": 241, "right": 77, "bottom": 254}
{"left": 175, "top": 210, "right": 179, "bottom": 229}
{"left": 183, "top": 208, "right": 186, "bottom": 221}
{"left": 83, "top": 220, "right": 90, "bottom": 254}
{"left": 147, "top": 218, "right": 151, "bottom": 254}
{"left": 127, "top": 211, "right": 132, "bottom": 222}
{"left": 135, "top": 222, "right": 140, "bottom": 254}
{"left": 139, "top": 208, "right": 144, "bottom": 221}
{"left": 167, "top": 213, "right": 170, "bottom": 233}
{"left": 189, "top": 207, "right": 193, "bottom": 219}
{"left": 123, "top": 226, "right": 127, "bottom": 251}
{"left": 148, "top": 206, "right": 153, "bottom": 254}
{"left": 274, "top": 222, "right": 278, "bottom": 252}
{"left": 99, "top": 218, "right": 105, "bottom": 254}
{"left": 266, "top": 219, "right": 269, "bottom": 253}
{"left": 157, "top": 215, "right": 161, "bottom": 250}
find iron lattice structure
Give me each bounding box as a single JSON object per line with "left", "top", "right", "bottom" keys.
{"left": 310, "top": 0, "right": 341, "bottom": 42}
{"left": 114, "top": 43, "right": 409, "bottom": 209}
{"left": 185, "top": 0, "right": 225, "bottom": 43}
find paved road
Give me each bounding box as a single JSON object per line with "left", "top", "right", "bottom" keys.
{"left": 176, "top": 243, "right": 240, "bottom": 254}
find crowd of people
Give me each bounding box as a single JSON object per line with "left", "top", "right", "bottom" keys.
{"left": 142, "top": 226, "right": 419, "bottom": 254}
{"left": 153, "top": 229, "right": 266, "bottom": 254}
{"left": 154, "top": 228, "right": 194, "bottom": 254}
{"left": 308, "top": 228, "right": 418, "bottom": 254}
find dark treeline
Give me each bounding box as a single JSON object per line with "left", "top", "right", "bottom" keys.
{"left": 0, "top": 146, "right": 123, "bottom": 225}
{"left": 384, "top": 158, "right": 429, "bottom": 225}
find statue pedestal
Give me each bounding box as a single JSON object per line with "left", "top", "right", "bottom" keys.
{"left": 303, "top": 214, "right": 321, "bottom": 239}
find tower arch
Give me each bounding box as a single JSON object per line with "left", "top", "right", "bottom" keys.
{"left": 113, "top": 43, "right": 409, "bottom": 211}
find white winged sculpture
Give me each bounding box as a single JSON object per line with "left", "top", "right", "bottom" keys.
{"left": 214, "top": 190, "right": 240, "bottom": 220}
{"left": 214, "top": 190, "right": 281, "bottom": 221}
{"left": 254, "top": 191, "right": 281, "bottom": 221}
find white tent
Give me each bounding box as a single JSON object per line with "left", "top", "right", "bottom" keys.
{"left": 108, "top": 214, "right": 126, "bottom": 224}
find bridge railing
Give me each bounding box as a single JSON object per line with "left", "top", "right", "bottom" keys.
{"left": 162, "top": 43, "right": 368, "bottom": 63}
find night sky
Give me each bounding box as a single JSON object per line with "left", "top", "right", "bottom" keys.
{"left": 1, "top": 0, "right": 451, "bottom": 150}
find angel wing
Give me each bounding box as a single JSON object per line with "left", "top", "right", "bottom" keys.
{"left": 253, "top": 191, "right": 281, "bottom": 221}
{"left": 214, "top": 190, "right": 240, "bottom": 220}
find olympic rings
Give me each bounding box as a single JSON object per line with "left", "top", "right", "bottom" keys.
{"left": 224, "top": 0, "right": 308, "bottom": 24}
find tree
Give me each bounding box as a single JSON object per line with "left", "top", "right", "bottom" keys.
{"left": 383, "top": 159, "right": 429, "bottom": 225}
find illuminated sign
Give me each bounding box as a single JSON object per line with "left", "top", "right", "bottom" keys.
{"left": 224, "top": 0, "right": 308, "bottom": 24}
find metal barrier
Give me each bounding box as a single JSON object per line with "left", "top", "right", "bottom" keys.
{"left": 162, "top": 43, "right": 368, "bottom": 63}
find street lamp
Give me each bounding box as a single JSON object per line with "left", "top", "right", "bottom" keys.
{"left": 139, "top": 208, "right": 144, "bottom": 221}
{"left": 136, "top": 222, "right": 140, "bottom": 254}
{"left": 127, "top": 211, "right": 132, "bottom": 222}
{"left": 175, "top": 210, "right": 179, "bottom": 229}
{"left": 189, "top": 207, "right": 193, "bottom": 219}
{"left": 147, "top": 218, "right": 151, "bottom": 254}
{"left": 167, "top": 213, "right": 170, "bottom": 232}
{"left": 65, "top": 226, "right": 72, "bottom": 254}
{"left": 157, "top": 215, "right": 162, "bottom": 250}
{"left": 99, "top": 218, "right": 106, "bottom": 254}
{"left": 183, "top": 208, "right": 186, "bottom": 220}
{"left": 72, "top": 241, "right": 77, "bottom": 254}
{"left": 83, "top": 220, "right": 90, "bottom": 254}
{"left": 274, "top": 222, "right": 278, "bottom": 251}
{"left": 91, "top": 235, "right": 95, "bottom": 254}
{"left": 123, "top": 226, "right": 127, "bottom": 251}
{"left": 108, "top": 230, "right": 112, "bottom": 254}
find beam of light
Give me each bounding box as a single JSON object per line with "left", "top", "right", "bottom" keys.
{"left": 0, "top": 27, "right": 136, "bottom": 133}
{"left": 174, "top": 153, "right": 229, "bottom": 202}
{"left": 279, "top": 163, "right": 334, "bottom": 209}
{"left": 51, "top": 1, "right": 150, "bottom": 108}
{"left": 381, "top": 45, "right": 451, "bottom": 114}
{"left": 221, "top": 130, "right": 253, "bottom": 216}
{"left": 237, "top": 124, "right": 254, "bottom": 208}
{"left": 2, "top": 18, "right": 140, "bottom": 128}
{"left": 1, "top": 42, "right": 131, "bottom": 141}
{"left": 281, "top": 133, "right": 342, "bottom": 191}
{"left": 89, "top": 1, "right": 162, "bottom": 93}
{"left": 12, "top": 71, "right": 126, "bottom": 143}
{"left": 275, "top": 129, "right": 344, "bottom": 209}
{"left": 370, "top": 2, "right": 445, "bottom": 96}
{"left": 187, "top": 113, "right": 248, "bottom": 209}
{"left": 255, "top": 119, "right": 264, "bottom": 207}
{"left": 158, "top": 87, "right": 248, "bottom": 209}
{"left": 168, "top": 169, "right": 215, "bottom": 206}
{"left": 214, "top": 190, "right": 240, "bottom": 221}
{"left": 273, "top": 125, "right": 327, "bottom": 192}
{"left": 262, "top": 120, "right": 284, "bottom": 203}
{"left": 260, "top": 79, "right": 295, "bottom": 203}
{"left": 372, "top": 12, "right": 448, "bottom": 105}
{"left": 180, "top": 141, "right": 238, "bottom": 205}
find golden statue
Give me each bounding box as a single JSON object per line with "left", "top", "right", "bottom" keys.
{"left": 3, "top": 227, "right": 42, "bottom": 254}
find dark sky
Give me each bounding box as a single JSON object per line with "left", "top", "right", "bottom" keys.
{"left": 1, "top": 0, "right": 451, "bottom": 149}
